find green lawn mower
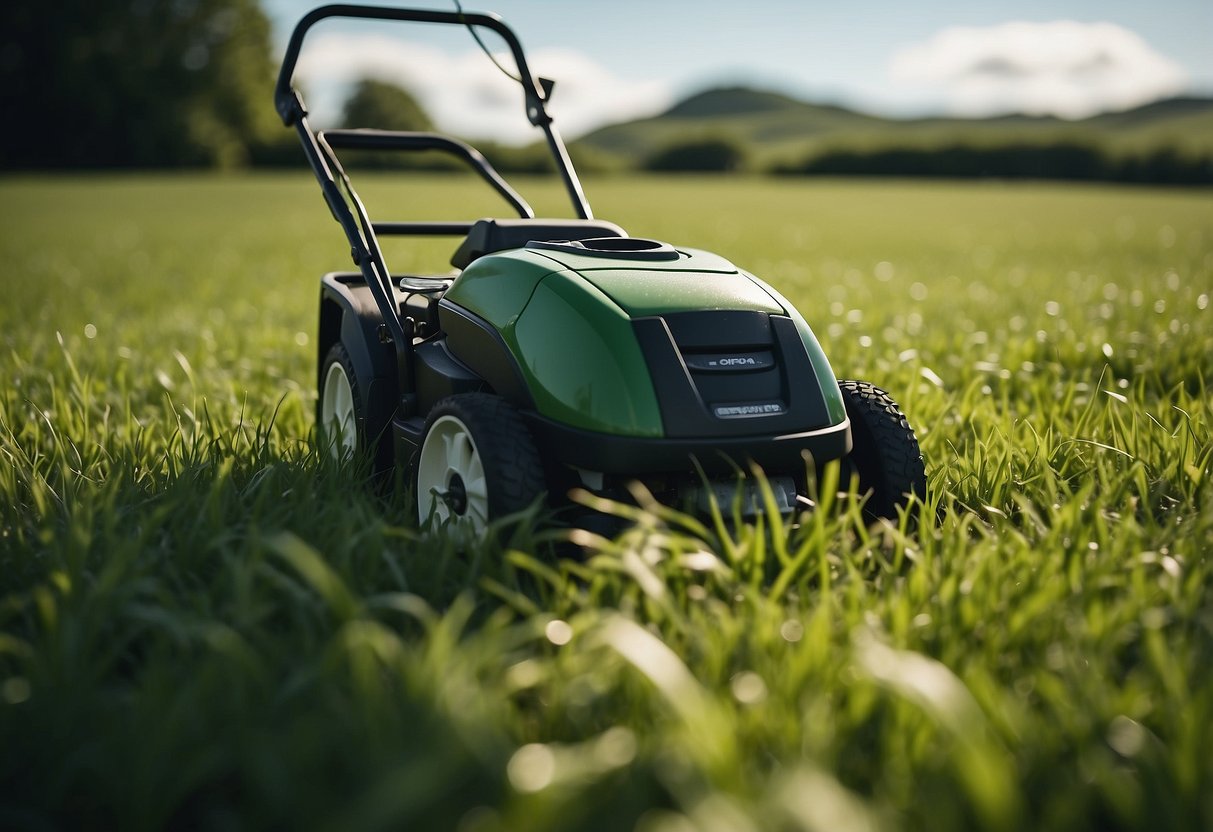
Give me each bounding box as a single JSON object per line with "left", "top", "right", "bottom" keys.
{"left": 275, "top": 4, "right": 926, "bottom": 533}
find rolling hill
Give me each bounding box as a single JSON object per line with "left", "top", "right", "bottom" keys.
{"left": 574, "top": 86, "right": 1213, "bottom": 169}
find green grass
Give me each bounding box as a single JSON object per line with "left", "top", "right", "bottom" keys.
{"left": 1, "top": 173, "right": 1211, "bottom": 831}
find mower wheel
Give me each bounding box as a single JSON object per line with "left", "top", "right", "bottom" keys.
{"left": 837, "top": 380, "right": 926, "bottom": 519}
{"left": 319, "top": 342, "right": 393, "bottom": 473}
{"left": 319, "top": 343, "right": 360, "bottom": 462}
{"left": 413, "top": 393, "right": 547, "bottom": 535}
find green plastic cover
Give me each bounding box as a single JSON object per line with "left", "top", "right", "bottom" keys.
{"left": 444, "top": 246, "right": 843, "bottom": 436}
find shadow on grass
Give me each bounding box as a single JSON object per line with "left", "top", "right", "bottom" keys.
{"left": 0, "top": 398, "right": 561, "bottom": 830}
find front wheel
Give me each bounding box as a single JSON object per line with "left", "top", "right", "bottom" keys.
{"left": 412, "top": 393, "right": 547, "bottom": 536}
{"left": 838, "top": 380, "right": 926, "bottom": 519}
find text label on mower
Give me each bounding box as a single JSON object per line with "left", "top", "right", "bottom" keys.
{"left": 684, "top": 351, "right": 775, "bottom": 372}
{"left": 712, "top": 401, "right": 787, "bottom": 419}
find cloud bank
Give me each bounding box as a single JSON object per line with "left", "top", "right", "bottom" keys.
{"left": 294, "top": 33, "right": 672, "bottom": 142}
{"left": 889, "top": 21, "right": 1187, "bottom": 119}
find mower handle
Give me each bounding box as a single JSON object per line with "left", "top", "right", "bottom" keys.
{"left": 275, "top": 3, "right": 592, "bottom": 221}
{"left": 275, "top": 4, "right": 549, "bottom": 129}
{"left": 319, "top": 130, "right": 534, "bottom": 220}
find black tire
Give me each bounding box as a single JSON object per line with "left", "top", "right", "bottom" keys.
{"left": 318, "top": 342, "right": 392, "bottom": 473}
{"left": 411, "top": 393, "right": 547, "bottom": 533}
{"left": 838, "top": 380, "right": 926, "bottom": 519}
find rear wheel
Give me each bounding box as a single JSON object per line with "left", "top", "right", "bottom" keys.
{"left": 319, "top": 343, "right": 360, "bottom": 462}
{"left": 413, "top": 393, "right": 547, "bottom": 536}
{"left": 318, "top": 342, "right": 393, "bottom": 473}
{"left": 838, "top": 380, "right": 926, "bottom": 519}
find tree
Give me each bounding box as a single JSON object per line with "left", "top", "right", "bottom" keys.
{"left": 0, "top": 0, "right": 278, "bottom": 169}
{"left": 340, "top": 79, "right": 433, "bottom": 132}
{"left": 643, "top": 138, "right": 746, "bottom": 172}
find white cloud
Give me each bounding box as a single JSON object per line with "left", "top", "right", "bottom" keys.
{"left": 293, "top": 33, "right": 672, "bottom": 143}
{"left": 888, "top": 21, "right": 1187, "bottom": 119}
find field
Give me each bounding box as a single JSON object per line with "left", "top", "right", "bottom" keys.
{"left": 1, "top": 173, "right": 1211, "bottom": 831}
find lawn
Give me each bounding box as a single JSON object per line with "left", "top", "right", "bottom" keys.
{"left": 1, "top": 173, "right": 1211, "bottom": 831}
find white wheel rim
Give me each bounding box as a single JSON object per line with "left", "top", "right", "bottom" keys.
{"left": 321, "top": 361, "right": 357, "bottom": 461}
{"left": 417, "top": 414, "right": 489, "bottom": 535}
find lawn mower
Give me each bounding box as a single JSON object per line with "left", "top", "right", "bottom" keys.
{"left": 275, "top": 4, "right": 926, "bottom": 533}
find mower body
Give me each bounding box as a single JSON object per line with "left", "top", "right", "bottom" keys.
{"left": 438, "top": 240, "right": 850, "bottom": 470}
{"left": 318, "top": 226, "right": 851, "bottom": 499}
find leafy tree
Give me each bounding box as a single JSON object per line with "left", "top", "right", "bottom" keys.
{"left": 341, "top": 79, "right": 433, "bottom": 132}
{"left": 0, "top": 0, "right": 278, "bottom": 169}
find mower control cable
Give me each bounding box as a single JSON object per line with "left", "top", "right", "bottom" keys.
{"left": 453, "top": 0, "right": 557, "bottom": 115}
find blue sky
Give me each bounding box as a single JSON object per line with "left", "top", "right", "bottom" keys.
{"left": 265, "top": 0, "right": 1213, "bottom": 141}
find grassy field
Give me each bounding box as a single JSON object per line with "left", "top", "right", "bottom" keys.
{"left": 1, "top": 173, "right": 1211, "bottom": 831}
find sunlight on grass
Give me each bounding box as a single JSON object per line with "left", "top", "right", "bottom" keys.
{"left": 0, "top": 174, "right": 1210, "bottom": 830}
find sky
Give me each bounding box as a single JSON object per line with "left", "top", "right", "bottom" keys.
{"left": 264, "top": 0, "right": 1213, "bottom": 143}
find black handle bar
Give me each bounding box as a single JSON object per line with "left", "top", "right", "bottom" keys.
{"left": 275, "top": 4, "right": 550, "bottom": 129}
{"left": 275, "top": 3, "right": 591, "bottom": 220}
{"left": 319, "top": 130, "right": 534, "bottom": 220}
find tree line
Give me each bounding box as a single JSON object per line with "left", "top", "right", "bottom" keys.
{"left": 0, "top": 0, "right": 280, "bottom": 169}
{"left": 1, "top": 1, "right": 1208, "bottom": 185}
{"left": 0, "top": 0, "right": 580, "bottom": 175}
{"left": 767, "top": 142, "right": 1213, "bottom": 185}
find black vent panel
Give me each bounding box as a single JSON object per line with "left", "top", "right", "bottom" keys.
{"left": 633, "top": 312, "right": 832, "bottom": 438}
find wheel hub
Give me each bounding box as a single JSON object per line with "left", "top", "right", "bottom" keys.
{"left": 442, "top": 472, "right": 469, "bottom": 516}
{"left": 416, "top": 414, "right": 489, "bottom": 533}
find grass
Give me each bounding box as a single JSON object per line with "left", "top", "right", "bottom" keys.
{"left": 1, "top": 172, "right": 1211, "bottom": 831}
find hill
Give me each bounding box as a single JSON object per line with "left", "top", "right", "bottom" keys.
{"left": 574, "top": 86, "right": 1213, "bottom": 170}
